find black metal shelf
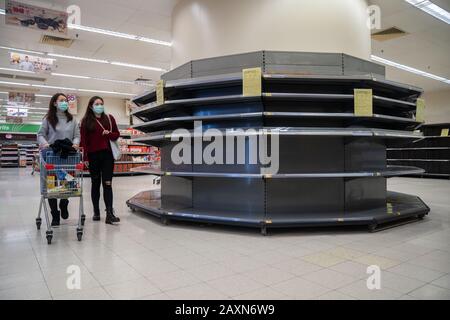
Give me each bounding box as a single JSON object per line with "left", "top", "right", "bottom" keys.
{"left": 125, "top": 165, "right": 423, "bottom": 179}
{"left": 128, "top": 51, "right": 429, "bottom": 233}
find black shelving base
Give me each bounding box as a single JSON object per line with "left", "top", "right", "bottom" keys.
{"left": 126, "top": 190, "right": 429, "bottom": 233}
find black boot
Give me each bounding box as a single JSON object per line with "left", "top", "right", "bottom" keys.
{"left": 48, "top": 199, "right": 60, "bottom": 226}
{"left": 59, "top": 199, "right": 69, "bottom": 220}
{"left": 105, "top": 208, "right": 120, "bottom": 225}
{"left": 93, "top": 208, "right": 100, "bottom": 221}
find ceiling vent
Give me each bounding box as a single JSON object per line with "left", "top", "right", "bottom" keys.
{"left": 40, "top": 34, "right": 74, "bottom": 48}
{"left": 0, "top": 73, "right": 47, "bottom": 82}
{"left": 372, "top": 27, "right": 408, "bottom": 42}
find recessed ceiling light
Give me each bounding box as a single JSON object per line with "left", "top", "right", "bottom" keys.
{"left": 371, "top": 55, "right": 450, "bottom": 85}
{"left": 405, "top": 0, "right": 450, "bottom": 24}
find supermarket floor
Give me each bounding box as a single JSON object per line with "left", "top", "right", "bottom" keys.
{"left": 1, "top": 168, "right": 450, "bottom": 300}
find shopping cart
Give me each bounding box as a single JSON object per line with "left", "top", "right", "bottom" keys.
{"left": 36, "top": 149, "right": 86, "bottom": 244}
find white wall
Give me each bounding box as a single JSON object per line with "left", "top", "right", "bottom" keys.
{"left": 423, "top": 89, "right": 450, "bottom": 124}
{"left": 171, "top": 0, "right": 371, "bottom": 68}
{"left": 75, "top": 96, "right": 130, "bottom": 126}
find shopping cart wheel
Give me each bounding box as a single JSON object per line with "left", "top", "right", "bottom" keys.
{"left": 261, "top": 225, "right": 268, "bottom": 236}
{"left": 368, "top": 223, "right": 378, "bottom": 232}
{"left": 36, "top": 218, "right": 42, "bottom": 230}
{"left": 81, "top": 215, "right": 86, "bottom": 226}
{"left": 417, "top": 214, "right": 426, "bottom": 220}
{"left": 46, "top": 231, "right": 53, "bottom": 245}
{"left": 76, "top": 228, "right": 83, "bottom": 241}
{"left": 161, "top": 216, "right": 169, "bottom": 226}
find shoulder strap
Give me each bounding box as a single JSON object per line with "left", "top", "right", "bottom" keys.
{"left": 107, "top": 114, "right": 113, "bottom": 131}
{"left": 95, "top": 117, "right": 106, "bottom": 131}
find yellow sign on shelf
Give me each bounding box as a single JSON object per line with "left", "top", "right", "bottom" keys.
{"left": 156, "top": 80, "right": 165, "bottom": 106}
{"left": 416, "top": 98, "right": 426, "bottom": 123}
{"left": 242, "top": 67, "right": 262, "bottom": 97}
{"left": 354, "top": 89, "right": 373, "bottom": 117}
{"left": 441, "top": 128, "right": 449, "bottom": 137}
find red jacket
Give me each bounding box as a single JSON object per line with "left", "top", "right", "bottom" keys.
{"left": 80, "top": 114, "right": 120, "bottom": 161}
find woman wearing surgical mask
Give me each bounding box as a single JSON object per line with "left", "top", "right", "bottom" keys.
{"left": 80, "top": 96, "right": 120, "bottom": 224}
{"left": 37, "top": 93, "right": 80, "bottom": 226}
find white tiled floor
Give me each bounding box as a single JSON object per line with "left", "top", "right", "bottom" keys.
{"left": 0, "top": 168, "right": 449, "bottom": 300}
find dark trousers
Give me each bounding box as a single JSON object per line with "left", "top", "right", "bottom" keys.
{"left": 88, "top": 149, "right": 115, "bottom": 211}
{"left": 48, "top": 199, "right": 68, "bottom": 221}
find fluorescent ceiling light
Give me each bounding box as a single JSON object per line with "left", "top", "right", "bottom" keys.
{"left": 0, "top": 81, "right": 135, "bottom": 97}
{"left": 0, "top": 45, "right": 45, "bottom": 55}
{"left": 50, "top": 73, "right": 153, "bottom": 86}
{"left": 35, "top": 94, "right": 52, "bottom": 98}
{"left": 68, "top": 24, "right": 172, "bottom": 47}
{"left": 0, "top": 45, "right": 167, "bottom": 72}
{"left": 0, "top": 80, "right": 31, "bottom": 86}
{"left": 110, "top": 61, "right": 166, "bottom": 72}
{"left": 32, "top": 84, "right": 78, "bottom": 91}
{"left": 405, "top": 0, "right": 450, "bottom": 24}
{"left": 0, "top": 8, "right": 170, "bottom": 46}
{"left": 0, "top": 67, "right": 36, "bottom": 74}
{"left": 371, "top": 55, "right": 450, "bottom": 85}
{"left": 51, "top": 72, "right": 90, "bottom": 79}
{"left": 47, "top": 53, "right": 109, "bottom": 64}
{"left": 77, "top": 88, "right": 134, "bottom": 96}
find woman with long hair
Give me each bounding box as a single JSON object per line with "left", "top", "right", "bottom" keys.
{"left": 80, "top": 96, "right": 120, "bottom": 224}
{"left": 37, "top": 93, "right": 80, "bottom": 226}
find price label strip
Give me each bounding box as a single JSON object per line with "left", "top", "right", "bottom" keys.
{"left": 354, "top": 89, "right": 373, "bottom": 117}
{"left": 242, "top": 67, "right": 262, "bottom": 97}
{"left": 441, "top": 128, "right": 449, "bottom": 137}
{"left": 156, "top": 80, "right": 165, "bottom": 106}
{"left": 416, "top": 98, "right": 426, "bottom": 123}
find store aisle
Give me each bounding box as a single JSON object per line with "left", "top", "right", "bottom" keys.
{"left": 0, "top": 168, "right": 449, "bottom": 300}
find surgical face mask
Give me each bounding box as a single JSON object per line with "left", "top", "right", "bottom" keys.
{"left": 56, "top": 101, "right": 68, "bottom": 112}
{"left": 93, "top": 104, "right": 104, "bottom": 114}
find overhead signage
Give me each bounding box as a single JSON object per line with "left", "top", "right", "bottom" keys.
{"left": 10, "top": 52, "right": 54, "bottom": 73}
{"left": 5, "top": 0, "right": 68, "bottom": 34}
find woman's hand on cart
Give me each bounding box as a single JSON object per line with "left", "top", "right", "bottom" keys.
{"left": 84, "top": 161, "right": 89, "bottom": 169}
{"left": 72, "top": 144, "right": 79, "bottom": 150}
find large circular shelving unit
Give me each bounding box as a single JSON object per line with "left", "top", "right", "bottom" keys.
{"left": 126, "top": 51, "right": 430, "bottom": 234}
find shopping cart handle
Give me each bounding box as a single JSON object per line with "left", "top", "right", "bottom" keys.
{"left": 76, "top": 163, "right": 84, "bottom": 170}
{"left": 45, "top": 164, "right": 55, "bottom": 170}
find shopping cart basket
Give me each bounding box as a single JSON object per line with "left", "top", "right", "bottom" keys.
{"left": 36, "top": 149, "right": 86, "bottom": 244}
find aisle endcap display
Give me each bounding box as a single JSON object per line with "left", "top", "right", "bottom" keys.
{"left": 126, "top": 51, "right": 430, "bottom": 234}
{"left": 388, "top": 123, "right": 450, "bottom": 179}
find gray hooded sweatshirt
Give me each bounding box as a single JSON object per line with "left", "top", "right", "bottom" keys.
{"left": 37, "top": 110, "right": 80, "bottom": 147}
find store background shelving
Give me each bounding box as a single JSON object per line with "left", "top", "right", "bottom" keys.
{"left": 0, "top": 143, "right": 19, "bottom": 167}
{"left": 388, "top": 123, "right": 450, "bottom": 179}
{"left": 82, "top": 128, "right": 161, "bottom": 176}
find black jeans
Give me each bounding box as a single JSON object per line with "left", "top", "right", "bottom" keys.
{"left": 48, "top": 199, "right": 68, "bottom": 220}
{"left": 88, "top": 149, "right": 115, "bottom": 212}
